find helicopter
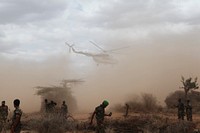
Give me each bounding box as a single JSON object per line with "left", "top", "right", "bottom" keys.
{"left": 65, "top": 41, "right": 128, "bottom": 65}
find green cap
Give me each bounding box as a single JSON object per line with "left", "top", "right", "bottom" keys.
{"left": 102, "top": 100, "right": 109, "bottom": 106}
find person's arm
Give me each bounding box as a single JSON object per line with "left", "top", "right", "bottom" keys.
{"left": 11, "top": 114, "right": 20, "bottom": 133}
{"left": 90, "top": 111, "right": 96, "bottom": 125}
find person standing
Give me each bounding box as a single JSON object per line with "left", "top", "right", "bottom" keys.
{"left": 124, "top": 103, "right": 130, "bottom": 118}
{"left": 0, "top": 101, "right": 8, "bottom": 122}
{"left": 61, "top": 101, "right": 68, "bottom": 117}
{"left": 185, "top": 100, "right": 192, "bottom": 121}
{"left": 44, "top": 99, "right": 49, "bottom": 113}
{"left": 49, "top": 100, "right": 57, "bottom": 113}
{"left": 177, "top": 98, "right": 185, "bottom": 120}
{"left": 11, "top": 99, "right": 22, "bottom": 133}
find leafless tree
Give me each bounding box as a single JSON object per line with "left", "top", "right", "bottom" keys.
{"left": 180, "top": 76, "right": 199, "bottom": 100}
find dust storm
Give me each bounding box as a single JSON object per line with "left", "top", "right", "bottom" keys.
{"left": 0, "top": 32, "right": 200, "bottom": 113}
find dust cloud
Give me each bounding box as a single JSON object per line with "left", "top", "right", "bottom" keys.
{"left": 0, "top": 31, "right": 200, "bottom": 113}
{"left": 0, "top": 54, "right": 73, "bottom": 113}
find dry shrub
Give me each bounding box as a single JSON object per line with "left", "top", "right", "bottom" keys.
{"left": 141, "top": 93, "right": 157, "bottom": 112}
{"left": 107, "top": 114, "right": 196, "bottom": 133}
{"left": 23, "top": 113, "right": 77, "bottom": 133}
{"left": 113, "top": 93, "right": 160, "bottom": 113}
{"left": 22, "top": 112, "right": 196, "bottom": 133}
{"left": 37, "top": 117, "right": 65, "bottom": 133}
{"left": 107, "top": 116, "right": 146, "bottom": 133}
{"left": 159, "top": 121, "right": 196, "bottom": 133}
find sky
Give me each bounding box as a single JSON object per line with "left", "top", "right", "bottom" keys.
{"left": 0, "top": 0, "right": 200, "bottom": 113}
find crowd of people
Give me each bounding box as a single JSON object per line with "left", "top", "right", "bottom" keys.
{"left": 44, "top": 99, "right": 68, "bottom": 118}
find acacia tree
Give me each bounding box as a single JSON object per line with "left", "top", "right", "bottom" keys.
{"left": 180, "top": 76, "right": 199, "bottom": 100}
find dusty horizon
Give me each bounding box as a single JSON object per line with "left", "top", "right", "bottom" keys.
{"left": 0, "top": 0, "right": 200, "bottom": 113}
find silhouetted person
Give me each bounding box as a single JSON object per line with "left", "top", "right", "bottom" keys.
{"left": 90, "top": 100, "right": 112, "bottom": 133}
{"left": 185, "top": 100, "right": 192, "bottom": 121}
{"left": 177, "top": 98, "right": 185, "bottom": 120}
{"left": 11, "top": 99, "right": 22, "bottom": 133}
{"left": 0, "top": 101, "right": 8, "bottom": 122}
{"left": 61, "top": 101, "right": 68, "bottom": 117}
{"left": 49, "top": 100, "right": 57, "bottom": 113}
{"left": 44, "top": 99, "right": 49, "bottom": 113}
{"left": 124, "top": 103, "right": 130, "bottom": 118}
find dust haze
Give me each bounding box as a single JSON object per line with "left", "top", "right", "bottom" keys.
{"left": 0, "top": 30, "right": 200, "bottom": 113}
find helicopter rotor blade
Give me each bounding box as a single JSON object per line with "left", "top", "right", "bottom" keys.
{"left": 107, "top": 46, "right": 130, "bottom": 52}
{"left": 89, "top": 41, "right": 106, "bottom": 52}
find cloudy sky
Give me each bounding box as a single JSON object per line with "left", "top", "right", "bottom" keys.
{"left": 0, "top": 0, "right": 200, "bottom": 112}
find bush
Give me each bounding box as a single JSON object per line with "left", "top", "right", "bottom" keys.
{"left": 141, "top": 93, "right": 157, "bottom": 112}
{"left": 113, "top": 93, "right": 161, "bottom": 113}
{"left": 165, "top": 91, "right": 185, "bottom": 108}
{"left": 165, "top": 90, "right": 200, "bottom": 112}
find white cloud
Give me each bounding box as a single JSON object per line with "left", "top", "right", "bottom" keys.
{"left": 0, "top": 0, "right": 199, "bottom": 60}
{"left": 0, "top": 0, "right": 68, "bottom": 24}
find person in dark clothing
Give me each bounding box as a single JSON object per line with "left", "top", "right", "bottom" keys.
{"left": 0, "top": 101, "right": 8, "bottom": 122}
{"left": 11, "top": 99, "right": 22, "bottom": 133}
{"left": 48, "top": 100, "right": 57, "bottom": 113}
{"left": 61, "top": 101, "right": 68, "bottom": 117}
{"left": 185, "top": 100, "right": 192, "bottom": 121}
{"left": 44, "top": 99, "right": 49, "bottom": 113}
{"left": 90, "top": 100, "right": 112, "bottom": 133}
{"left": 124, "top": 103, "right": 130, "bottom": 118}
{"left": 177, "top": 98, "right": 185, "bottom": 120}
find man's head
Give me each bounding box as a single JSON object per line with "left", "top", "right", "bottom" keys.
{"left": 14, "top": 99, "right": 20, "bottom": 107}
{"left": 2, "top": 101, "right": 5, "bottom": 106}
{"left": 102, "top": 100, "right": 109, "bottom": 108}
{"left": 187, "top": 100, "right": 190, "bottom": 103}
{"left": 63, "top": 101, "right": 65, "bottom": 104}
{"left": 45, "top": 99, "right": 48, "bottom": 103}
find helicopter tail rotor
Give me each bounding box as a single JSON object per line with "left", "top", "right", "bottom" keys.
{"left": 65, "top": 42, "right": 74, "bottom": 53}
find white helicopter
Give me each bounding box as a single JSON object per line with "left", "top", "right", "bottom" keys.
{"left": 65, "top": 41, "right": 128, "bottom": 65}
